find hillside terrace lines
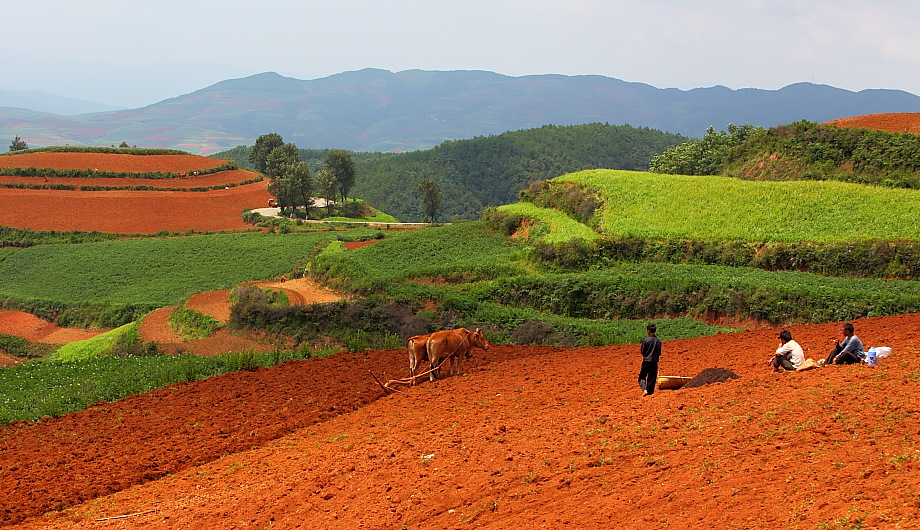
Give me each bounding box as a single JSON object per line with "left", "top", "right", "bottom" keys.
{"left": 0, "top": 150, "right": 271, "bottom": 233}
{"left": 0, "top": 152, "right": 227, "bottom": 173}
{"left": 0, "top": 169, "right": 262, "bottom": 191}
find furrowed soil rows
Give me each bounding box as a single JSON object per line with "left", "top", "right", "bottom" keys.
{"left": 0, "top": 152, "right": 269, "bottom": 234}
{"left": 3, "top": 313, "right": 920, "bottom": 529}
{"left": 0, "top": 153, "right": 225, "bottom": 173}
{"left": 0, "top": 183, "right": 271, "bottom": 234}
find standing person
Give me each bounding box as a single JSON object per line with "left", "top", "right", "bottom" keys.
{"left": 824, "top": 322, "right": 865, "bottom": 365}
{"left": 639, "top": 322, "right": 662, "bottom": 396}
{"left": 770, "top": 329, "right": 805, "bottom": 371}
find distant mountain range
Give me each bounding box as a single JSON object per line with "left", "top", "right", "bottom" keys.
{"left": 3, "top": 69, "right": 920, "bottom": 155}
{"left": 0, "top": 89, "right": 124, "bottom": 116}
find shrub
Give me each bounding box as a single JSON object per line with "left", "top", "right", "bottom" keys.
{"left": 168, "top": 307, "right": 222, "bottom": 341}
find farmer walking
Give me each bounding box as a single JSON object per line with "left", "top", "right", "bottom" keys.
{"left": 638, "top": 322, "right": 662, "bottom": 396}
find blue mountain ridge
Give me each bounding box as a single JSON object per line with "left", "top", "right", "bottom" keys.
{"left": 2, "top": 69, "right": 919, "bottom": 154}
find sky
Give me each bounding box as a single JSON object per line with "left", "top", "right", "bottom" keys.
{"left": 5, "top": 0, "right": 920, "bottom": 108}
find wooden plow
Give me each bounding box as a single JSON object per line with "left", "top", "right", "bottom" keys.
{"left": 369, "top": 357, "right": 452, "bottom": 395}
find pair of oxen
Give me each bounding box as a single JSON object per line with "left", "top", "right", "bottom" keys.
{"left": 406, "top": 327, "right": 489, "bottom": 384}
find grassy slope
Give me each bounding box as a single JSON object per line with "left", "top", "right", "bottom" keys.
{"left": 0, "top": 233, "right": 334, "bottom": 307}
{"left": 557, "top": 169, "right": 920, "bottom": 243}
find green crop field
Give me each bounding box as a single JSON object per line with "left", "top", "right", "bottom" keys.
{"left": 313, "top": 221, "right": 530, "bottom": 290}
{"left": 0, "top": 232, "right": 335, "bottom": 309}
{"left": 557, "top": 170, "right": 920, "bottom": 243}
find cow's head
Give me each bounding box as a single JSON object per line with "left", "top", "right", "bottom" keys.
{"left": 468, "top": 328, "right": 490, "bottom": 356}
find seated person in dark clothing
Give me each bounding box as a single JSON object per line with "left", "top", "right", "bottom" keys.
{"left": 824, "top": 322, "right": 865, "bottom": 365}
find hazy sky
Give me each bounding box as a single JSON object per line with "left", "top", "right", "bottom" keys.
{"left": 6, "top": 0, "right": 919, "bottom": 107}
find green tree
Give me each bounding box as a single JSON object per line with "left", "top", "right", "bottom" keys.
{"left": 323, "top": 149, "right": 357, "bottom": 203}
{"left": 9, "top": 136, "right": 28, "bottom": 151}
{"left": 248, "top": 133, "right": 285, "bottom": 174}
{"left": 315, "top": 168, "right": 338, "bottom": 215}
{"left": 285, "top": 161, "right": 314, "bottom": 218}
{"left": 418, "top": 177, "right": 443, "bottom": 223}
{"left": 264, "top": 143, "right": 311, "bottom": 216}
{"left": 649, "top": 124, "right": 761, "bottom": 175}
{"left": 265, "top": 143, "right": 301, "bottom": 178}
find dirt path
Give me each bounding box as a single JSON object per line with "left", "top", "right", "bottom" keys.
{"left": 3, "top": 313, "right": 919, "bottom": 529}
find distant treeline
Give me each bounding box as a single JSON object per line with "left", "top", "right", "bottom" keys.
{"left": 651, "top": 120, "right": 920, "bottom": 188}
{"left": 215, "top": 123, "right": 687, "bottom": 222}
{"left": 724, "top": 120, "right": 920, "bottom": 188}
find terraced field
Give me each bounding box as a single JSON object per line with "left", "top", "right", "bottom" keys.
{"left": 0, "top": 150, "right": 269, "bottom": 234}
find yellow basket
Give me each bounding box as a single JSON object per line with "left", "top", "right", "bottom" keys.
{"left": 656, "top": 375, "right": 691, "bottom": 390}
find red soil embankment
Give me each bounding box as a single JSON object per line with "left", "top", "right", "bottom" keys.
{"left": 0, "top": 310, "right": 101, "bottom": 343}
{"left": 824, "top": 112, "right": 920, "bottom": 134}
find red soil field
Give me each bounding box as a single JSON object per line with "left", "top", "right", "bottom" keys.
{"left": 0, "top": 152, "right": 225, "bottom": 173}
{"left": 0, "top": 354, "right": 20, "bottom": 368}
{"left": 0, "top": 169, "right": 260, "bottom": 190}
{"left": 3, "top": 313, "right": 919, "bottom": 529}
{"left": 0, "top": 153, "right": 268, "bottom": 234}
{"left": 0, "top": 311, "right": 101, "bottom": 344}
{"left": 823, "top": 112, "right": 920, "bottom": 134}
{"left": 0, "top": 182, "right": 271, "bottom": 234}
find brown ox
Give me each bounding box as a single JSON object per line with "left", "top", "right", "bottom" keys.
{"left": 426, "top": 327, "right": 490, "bottom": 382}
{"left": 406, "top": 334, "right": 431, "bottom": 385}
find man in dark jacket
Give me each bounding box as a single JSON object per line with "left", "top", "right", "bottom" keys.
{"left": 639, "top": 322, "right": 662, "bottom": 396}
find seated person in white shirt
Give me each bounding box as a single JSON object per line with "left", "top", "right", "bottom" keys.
{"left": 770, "top": 329, "right": 805, "bottom": 371}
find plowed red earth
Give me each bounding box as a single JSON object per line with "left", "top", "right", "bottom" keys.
{"left": 0, "top": 183, "right": 270, "bottom": 234}
{"left": 823, "top": 112, "right": 920, "bottom": 134}
{"left": 0, "top": 153, "right": 269, "bottom": 234}
{"left": 3, "top": 313, "right": 920, "bottom": 529}
{"left": 0, "top": 153, "right": 225, "bottom": 173}
{"left": 0, "top": 311, "right": 100, "bottom": 344}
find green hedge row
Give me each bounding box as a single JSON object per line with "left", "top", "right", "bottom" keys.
{"left": 475, "top": 264, "right": 920, "bottom": 325}
{"left": 531, "top": 235, "right": 920, "bottom": 280}
{"left": 0, "top": 334, "right": 56, "bottom": 358}
{"left": 0, "top": 297, "right": 158, "bottom": 328}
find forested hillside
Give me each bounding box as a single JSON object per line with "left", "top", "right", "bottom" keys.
{"left": 650, "top": 117, "right": 920, "bottom": 189}
{"left": 216, "top": 123, "right": 686, "bottom": 221}
{"left": 723, "top": 120, "right": 920, "bottom": 188}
